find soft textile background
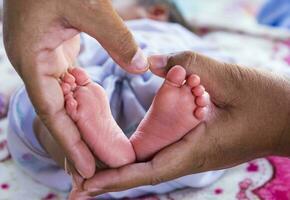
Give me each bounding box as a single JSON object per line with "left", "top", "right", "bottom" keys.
{"left": 1, "top": 0, "right": 290, "bottom": 199}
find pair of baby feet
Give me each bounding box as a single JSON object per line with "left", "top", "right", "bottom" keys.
{"left": 61, "top": 66, "right": 210, "bottom": 167}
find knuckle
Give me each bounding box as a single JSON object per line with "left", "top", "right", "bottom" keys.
{"left": 225, "top": 63, "right": 244, "bottom": 85}
{"left": 183, "top": 50, "right": 195, "bottom": 60}
{"left": 183, "top": 51, "right": 196, "bottom": 71}
{"left": 36, "top": 102, "right": 62, "bottom": 119}
{"left": 150, "top": 176, "right": 165, "bottom": 186}
{"left": 36, "top": 105, "right": 55, "bottom": 119}
{"left": 168, "top": 51, "right": 195, "bottom": 72}
{"left": 144, "top": 162, "right": 163, "bottom": 186}
{"left": 83, "top": 0, "right": 107, "bottom": 11}
{"left": 146, "top": 160, "right": 168, "bottom": 186}
{"left": 223, "top": 63, "right": 247, "bottom": 104}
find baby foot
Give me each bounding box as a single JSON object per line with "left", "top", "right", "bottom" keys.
{"left": 130, "top": 65, "right": 210, "bottom": 161}
{"left": 61, "top": 68, "right": 135, "bottom": 168}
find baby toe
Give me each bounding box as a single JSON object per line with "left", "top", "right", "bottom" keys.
{"left": 196, "top": 92, "right": 210, "bottom": 107}
{"left": 69, "top": 68, "right": 91, "bottom": 86}
{"left": 71, "top": 83, "right": 77, "bottom": 91}
{"left": 187, "top": 74, "right": 200, "bottom": 88}
{"left": 63, "top": 73, "right": 76, "bottom": 84}
{"left": 165, "top": 65, "right": 186, "bottom": 87}
{"left": 192, "top": 85, "right": 205, "bottom": 97}
{"left": 64, "top": 92, "right": 73, "bottom": 101}
{"left": 65, "top": 97, "right": 78, "bottom": 121}
{"left": 194, "top": 107, "right": 207, "bottom": 120}
{"left": 61, "top": 82, "right": 71, "bottom": 95}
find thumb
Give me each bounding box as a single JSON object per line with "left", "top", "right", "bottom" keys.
{"left": 68, "top": 165, "right": 90, "bottom": 200}
{"left": 82, "top": 124, "right": 206, "bottom": 195}
{"left": 149, "top": 51, "right": 247, "bottom": 106}
{"left": 64, "top": 0, "right": 148, "bottom": 74}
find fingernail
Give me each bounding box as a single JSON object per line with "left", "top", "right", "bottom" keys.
{"left": 131, "top": 48, "right": 149, "bottom": 71}
{"left": 66, "top": 162, "right": 86, "bottom": 179}
{"left": 84, "top": 181, "right": 103, "bottom": 191}
{"left": 76, "top": 168, "right": 86, "bottom": 179}
{"left": 149, "top": 55, "right": 168, "bottom": 69}
{"left": 87, "top": 188, "right": 102, "bottom": 193}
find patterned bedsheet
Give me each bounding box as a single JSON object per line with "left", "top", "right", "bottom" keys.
{"left": 1, "top": 0, "right": 290, "bottom": 199}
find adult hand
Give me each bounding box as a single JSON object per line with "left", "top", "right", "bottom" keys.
{"left": 81, "top": 51, "right": 290, "bottom": 195}
{"left": 3, "top": 0, "right": 148, "bottom": 178}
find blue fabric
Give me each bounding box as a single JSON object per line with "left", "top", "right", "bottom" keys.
{"left": 257, "top": 0, "right": 290, "bottom": 28}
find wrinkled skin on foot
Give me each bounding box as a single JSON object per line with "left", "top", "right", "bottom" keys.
{"left": 62, "top": 68, "right": 135, "bottom": 168}
{"left": 131, "top": 65, "right": 209, "bottom": 161}
{"left": 3, "top": 0, "right": 148, "bottom": 178}
{"left": 69, "top": 65, "right": 209, "bottom": 199}
{"left": 81, "top": 51, "right": 290, "bottom": 196}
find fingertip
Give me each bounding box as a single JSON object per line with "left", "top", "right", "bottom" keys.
{"left": 65, "top": 145, "right": 96, "bottom": 180}
{"left": 130, "top": 48, "right": 149, "bottom": 72}
{"left": 74, "top": 151, "right": 96, "bottom": 179}
{"left": 148, "top": 54, "right": 169, "bottom": 78}
{"left": 149, "top": 54, "right": 169, "bottom": 69}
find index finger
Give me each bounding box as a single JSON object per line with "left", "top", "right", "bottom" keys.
{"left": 30, "top": 75, "right": 96, "bottom": 178}
{"left": 64, "top": 0, "right": 149, "bottom": 74}
{"left": 45, "top": 110, "right": 96, "bottom": 178}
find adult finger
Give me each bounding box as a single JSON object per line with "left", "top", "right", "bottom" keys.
{"left": 64, "top": 0, "right": 149, "bottom": 74}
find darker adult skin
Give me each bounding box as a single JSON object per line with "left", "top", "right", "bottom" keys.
{"left": 3, "top": 0, "right": 148, "bottom": 178}
{"left": 82, "top": 52, "right": 290, "bottom": 196}
{"left": 3, "top": 0, "right": 290, "bottom": 197}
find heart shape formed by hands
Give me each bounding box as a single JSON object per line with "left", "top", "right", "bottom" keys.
{"left": 62, "top": 66, "right": 209, "bottom": 169}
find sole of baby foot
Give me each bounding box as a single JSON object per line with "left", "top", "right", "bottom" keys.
{"left": 130, "top": 65, "right": 209, "bottom": 161}
{"left": 61, "top": 67, "right": 136, "bottom": 168}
